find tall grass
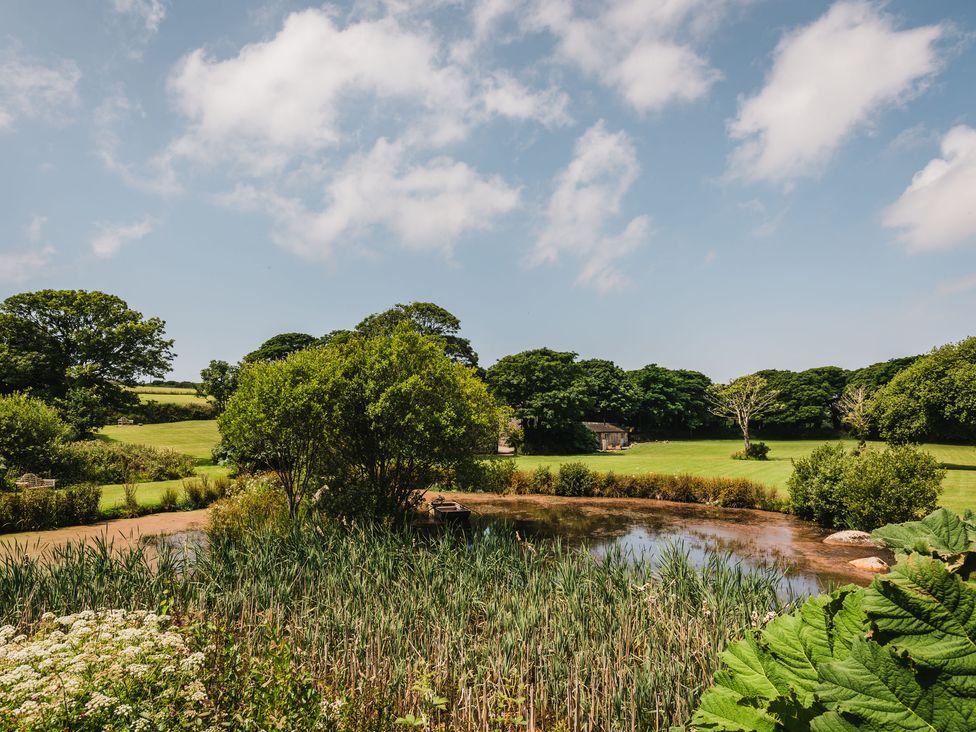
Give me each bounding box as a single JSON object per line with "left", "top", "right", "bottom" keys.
{"left": 0, "top": 522, "right": 789, "bottom": 730}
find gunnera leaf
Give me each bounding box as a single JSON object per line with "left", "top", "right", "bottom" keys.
{"left": 863, "top": 553, "right": 976, "bottom": 699}
{"left": 872, "top": 509, "right": 976, "bottom": 573}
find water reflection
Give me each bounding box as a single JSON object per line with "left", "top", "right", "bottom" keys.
{"left": 457, "top": 494, "right": 891, "bottom": 597}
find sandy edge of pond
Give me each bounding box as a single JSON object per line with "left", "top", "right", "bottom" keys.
{"left": 0, "top": 509, "right": 211, "bottom": 557}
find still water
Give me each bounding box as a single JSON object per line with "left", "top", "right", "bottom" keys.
{"left": 449, "top": 493, "right": 891, "bottom": 597}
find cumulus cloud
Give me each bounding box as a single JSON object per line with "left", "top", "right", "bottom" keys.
{"left": 220, "top": 138, "right": 520, "bottom": 260}
{"left": 729, "top": 1, "right": 945, "bottom": 183}
{"left": 165, "top": 9, "right": 474, "bottom": 172}
{"left": 883, "top": 125, "right": 976, "bottom": 252}
{"left": 112, "top": 0, "right": 166, "bottom": 33}
{"left": 0, "top": 48, "right": 81, "bottom": 131}
{"left": 480, "top": 72, "right": 571, "bottom": 128}
{"left": 531, "top": 121, "right": 650, "bottom": 292}
{"left": 90, "top": 217, "right": 157, "bottom": 258}
{"left": 0, "top": 247, "right": 54, "bottom": 283}
{"left": 525, "top": 0, "right": 733, "bottom": 113}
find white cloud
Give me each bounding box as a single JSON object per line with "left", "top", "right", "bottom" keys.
{"left": 883, "top": 125, "right": 976, "bottom": 252}
{"left": 220, "top": 139, "right": 520, "bottom": 260}
{"left": 26, "top": 215, "right": 47, "bottom": 243}
{"left": 94, "top": 94, "right": 180, "bottom": 194}
{"left": 90, "top": 217, "right": 156, "bottom": 258}
{"left": 480, "top": 72, "right": 571, "bottom": 128}
{"left": 0, "top": 49, "right": 80, "bottom": 131}
{"left": 937, "top": 271, "right": 976, "bottom": 297}
{"left": 729, "top": 1, "right": 944, "bottom": 183}
{"left": 525, "top": 0, "right": 732, "bottom": 113}
{"left": 112, "top": 0, "right": 166, "bottom": 33}
{"left": 531, "top": 121, "right": 649, "bottom": 292}
{"left": 165, "top": 9, "right": 473, "bottom": 172}
{"left": 0, "top": 247, "right": 54, "bottom": 283}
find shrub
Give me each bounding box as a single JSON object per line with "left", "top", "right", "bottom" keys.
{"left": 788, "top": 443, "right": 944, "bottom": 530}
{"left": 209, "top": 476, "right": 289, "bottom": 539}
{"left": 531, "top": 465, "right": 555, "bottom": 494}
{"left": 59, "top": 441, "right": 195, "bottom": 484}
{"left": 451, "top": 459, "right": 517, "bottom": 493}
{"left": 182, "top": 475, "right": 230, "bottom": 510}
{"left": 121, "top": 400, "right": 216, "bottom": 424}
{"left": 159, "top": 484, "right": 181, "bottom": 511}
{"left": 0, "top": 483, "right": 101, "bottom": 531}
{"left": 556, "top": 462, "right": 594, "bottom": 497}
{"left": 0, "top": 393, "right": 69, "bottom": 475}
{"left": 730, "top": 441, "right": 770, "bottom": 461}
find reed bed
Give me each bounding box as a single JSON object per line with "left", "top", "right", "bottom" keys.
{"left": 0, "top": 523, "right": 789, "bottom": 731}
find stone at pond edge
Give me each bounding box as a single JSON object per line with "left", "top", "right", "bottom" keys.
{"left": 824, "top": 530, "right": 878, "bottom": 547}
{"left": 848, "top": 556, "right": 889, "bottom": 573}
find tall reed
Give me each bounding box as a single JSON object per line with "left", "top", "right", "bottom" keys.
{"left": 0, "top": 521, "right": 790, "bottom": 730}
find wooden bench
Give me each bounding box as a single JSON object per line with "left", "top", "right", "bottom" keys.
{"left": 117, "top": 417, "right": 136, "bottom": 426}
{"left": 15, "top": 473, "right": 57, "bottom": 490}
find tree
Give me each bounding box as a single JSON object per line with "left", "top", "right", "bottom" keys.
{"left": 756, "top": 367, "right": 848, "bottom": 437}
{"left": 0, "top": 392, "right": 69, "bottom": 476}
{"left": 0, "top": 290, "right": 174, "bottom": 434}
{"left": 872, "top": 337, "right": 976, "bottom": 444}
{"left": 198, "top": 360, "right": 239, "bottom": 413}
{"left": 220, "top": 326, "right": 498, "bottom": 518}
{"left": 628, "top": 365, "right": 713, "bottom": 436}
{"left": 837, "top": 384, "right": 872, "bottom": 445}
{"left": 243, "top": 332, "right": 319, "bottom": 363}
{"left": 707, "top": 375, "right": 780, "bottom": 452}
{"left": 486, "top": 348, "right": 595, "bottom": 453}
{"left": 219, "top": 350, "right": 333, "bottom": 518}
{"left": 577, "top": 359, "right": 640, "bottom": 424}
{"left": 356, "top": 302, "right": 478, "bottom": 367}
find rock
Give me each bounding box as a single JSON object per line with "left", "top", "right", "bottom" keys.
{"left": 848, "top": 556, "right": 889, "bottom": 573}
{"left": 824, "top": 530, "right": 878, "bottom": 547}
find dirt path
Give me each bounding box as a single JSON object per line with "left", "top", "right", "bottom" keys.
{"left": 0, "top": 509, "right": 210, "bottom": 557}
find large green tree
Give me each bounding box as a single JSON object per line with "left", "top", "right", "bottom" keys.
{"left": 873, "top": 337, "right": 976, "bottom": 444}
{"left": 243, "top": 332, "right": 319, "bottom": 363}
{"left": 486, "top": 348, "right": 595, "bottom": 453}
{"left": 356, "top": 302, "right": 478, "bottom": 367}
{"left": 198, "top": 360, "right": 239, "bottom": 413}
{"left": 628, "top": 364, "right": 713, "bottom": 436}
{"left": 707, "top": 375, "right": 781, "bottom": 452}
{"left": 0, "top": 290, "right": 174, "bottom": 434}
{"left": 220, "top": 326, "right": 498, "bottom": 518}
{"left": 756, "top": 367, "right": 848, "bottom": 437}
{"left": 577, "top": 359, "right": 640, "bottom": 425}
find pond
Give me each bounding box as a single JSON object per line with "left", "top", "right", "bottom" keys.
{"left": 446, "top": 492, "right": 892, "bottom": 597}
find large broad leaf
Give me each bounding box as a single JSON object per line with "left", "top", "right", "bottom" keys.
{"left": 863, "top": 554, "right": 976, "bottom": 698}
{"left": 816, "top": 638, "right": 974, "bottom": 731}
{"left": 872, "top": 509, "right": 976, "bottom": 573}
{"left": 690, "top": 684, "right": 780, "bottom": 732}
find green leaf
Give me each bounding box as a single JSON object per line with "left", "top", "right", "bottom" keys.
{"left": 872, "top": 508, "right": 976, "bottom": 572}
{"left": 863, "top": 554, "right": 976, "bottom": 697}
{"left": 691, "top": 685, "right": 780, "bottom": 732}
{"left": 817, "top": 638, "right": 974, "bottom": 731}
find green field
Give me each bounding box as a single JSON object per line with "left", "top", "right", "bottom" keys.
{"left": 130, "top": 386, "right": 210, "bottom": 406}
{"left": 95, "top": 421, "right": 976, "bottom": 514}
{"left": 97, "top": 420, "right": 226, "bottom": 510}
{"left": 514, "top": 439, "right": 976, "bottom": 514}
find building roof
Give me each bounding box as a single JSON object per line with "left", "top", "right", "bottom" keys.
{"left": 582, "top": 421, "right": 628, "bottom": 434}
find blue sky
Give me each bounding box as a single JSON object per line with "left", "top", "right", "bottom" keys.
{"left": 1, "top": 0, "right": 975, "bottom": 381}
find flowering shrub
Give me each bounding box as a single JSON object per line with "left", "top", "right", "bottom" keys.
{"left": 0, "top": 609, "right": 217, "bottom": 731}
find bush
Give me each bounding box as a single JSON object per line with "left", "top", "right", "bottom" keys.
{"left": 0, "top": 393, "right": 69, "bottom": 475}
{"left": 451, "top": 459, "right": 517, "bottom": 493}
{"left": 182, "top": 475, "right": 230, "bottom": 510}
{"left": 121, "top": 400, "right": 216, "bottom": 424}
{"left": 0, "top": 483, "right": 101, "bottom": 531}
{"left": 209, "top": 476, "right": 289, "bottom": 539}
{"left": 59, "top": 441, "right": 195, "bottom": 484}
{"left": 556, "top": 462, "right": 595, "bottom": 497}
{"left": 731, "top": 441, "right": 770, "bottom": 461}
{"left": 531, "top": 465, "right": 555, "bottom": 494}
{"left": 159, "top": 485, "right": 181, "bottom": 511}
{"left": 789, "top": 443, "right": 944, "bottom": 530}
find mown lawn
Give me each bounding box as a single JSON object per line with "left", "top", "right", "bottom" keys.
{"left": 97, "top": 420, "right": 226, "bottom": 510}
{"left": 514, "top": 439, "right": 976, "bottom": 514}
{"left": 130, "top": 386, "right": 211, "bottom": 407}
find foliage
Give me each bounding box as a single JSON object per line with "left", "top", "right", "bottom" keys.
{"left": 445, "top": 464, "right": 780, "bottom": 510}
{"left": 731, "top": 441, "right": 770, "bottom": 461}
{"left": 708, "top": 375, "right": 781, "bottom": 452}
{"left": 0, "top": 392, "right": 69, "bottom": 475}
{"left": 208, "top": 475, "right": 289, "bottom": 540}
{"left": 0, "top": 522, "right": 788, "bottom": 730}
{"left": 243, "top": 332, "right": 320, "bottom": 363}
{"left": 755, "top": 367, "right": 848, "bottom": 438}
{"left": 355, "top": 301, "right": 478, "bottom": 368}
{"left": 628, "top": 364, "right": 715, "bottom": 436}
{"left": 59, "top": 440, "right": 195, "bottom": 484}
{"left": 222, "top": 327, "right": 499, "bottom": 518}
{"left": 577, "top": 358, "right": 640, "bottom": 425}
{"left": 159, "top": 484, "right": 181, "bottom": 511}
{"left": 450, "top": 458, "right": 517, "bottom": 493}
{"left": 0, "top": 290, "right": 174, "bottom": 435}
{"left": 0, "top": 610, "right": 213, "bottom": 731}
{"left": 836, "top": 384, "right": 872, "bottom": 442}
{"left": 789, "top": 443, "right": 944, "bottom": 530}
{"left": 182, "top": 474, "right": 231, "bottom": 509}
{"left": 691, "top": 508, "right": 976, "bottom": 732}
{"left": 0, "top": 483, "right": 101, "bottom": 531}
{"left": 197, "top": 359, "right": 238, "bottom": 413}
{"left": 873, "top": 336, "right": 976, "bottom": 444}
{"left": 556, "top": 461, "right": 595, "bottom": 497}
{"left": 846, "top": 355, "right": 919, "bottom": 392}
{"left": 122, "top": 399, "right": 215, "bottom": 424}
